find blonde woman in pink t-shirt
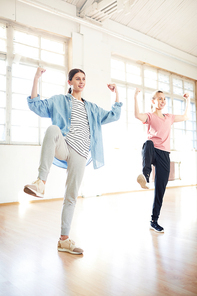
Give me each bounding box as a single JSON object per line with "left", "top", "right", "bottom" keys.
{"left": 134, "top": 88, "right": 190, "bottom": 232}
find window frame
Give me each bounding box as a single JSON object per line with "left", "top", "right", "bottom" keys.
{"left": 0, "top": 20, "right": 68, "bottom": 145}
{"left": 111, "top": 56, "right": 197, "bottom": 151}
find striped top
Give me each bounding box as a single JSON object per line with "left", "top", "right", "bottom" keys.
{"left": 65, "top": 96, "right": 90, "bottom": 159}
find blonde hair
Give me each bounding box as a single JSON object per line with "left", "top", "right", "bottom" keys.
{"left": 152, "top": 90, "right": 164, "bottom": 100}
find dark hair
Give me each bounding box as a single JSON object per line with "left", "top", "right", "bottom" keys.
{"left": 68, "top": 68, "right": 86, "bottom": 94}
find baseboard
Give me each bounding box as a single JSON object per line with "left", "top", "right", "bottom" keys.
{"left": 0, "top": 185, "right": 196, "bottom": 205}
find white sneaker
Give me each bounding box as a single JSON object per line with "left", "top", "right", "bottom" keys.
{"left": 24, "top": 178, "right": 45, "bottom": 198}
{"left": 137, "top": 174, "right": 150, "bottom": 189}
{"left": 57, "top": 238, "right": 84, "bottom": 255}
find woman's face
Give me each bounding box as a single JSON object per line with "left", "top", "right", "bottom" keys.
{"left": 152, "top": 93, "right": 166, "bottom": 110}
{"left": 68, "top": 72, "right": 86, "bottom": 93}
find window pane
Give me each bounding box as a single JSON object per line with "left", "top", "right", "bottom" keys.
{"left": 158, "top": 72, "right": 169, "bottom": 83}
{"left": 41, "top": 127, "right": 48, "bottom": 142}
{"left": 144, "top": 92, "right": 152, "bottom": 113}
{"left": 12, "top": 94, "right": 29, "bottom": 110}
{"left": 191, "top": 112, "right": 196, "bottom": 121}
{"left": 185, "top": 90, "right": 194, "bottom": 99}
{"left": 126, "top": 73, "right": 142, "bottom": 85}
{"left": 42, "top": 83, "right": 65, "bottom": 98}
{"left": 0, "top": 60, "right": 6, "bottom": 74}
{"left": 190, "top": 102, "right": 195, "bottom": 112}
{"left": 0, "top": 39, "right": 6, "bottom": 52}
{"left": 14, "top": 30, "right": 39, "bottom": 47}
{"left": 111, "top": 59, "right": 125, "bottom": 81}
{"left": 174, "top": 129, "right": 185, "bottom": 150}
{"left": 111, "top": 57, "right": 196, "bottom": 152}
{"left": 127, "top": 88, "right": 135, "bottom": 114}
{"left": 144, "top": 78, "right": 157, "bottom": 89}
{"left": 173, "top": 78, "right": 182, "bottom": 88}
{"left": 173, "top": 99, "right": 184, "bottom": 114}
{"left": 120, "top": 110, "right": 126, "bottom": 124}
{"left": 14, "top": 43, "right": 39, "bottom": 59}
{"left": 116, "top": 85, "right": 126, "bottom": 107}
{"left": 128, "top": 123, "right": 144, "bottom": 144}
{"left": 0, "top": 75, "right": 6, "bottom": 91}
{"left": 126, "top": 64, "right": 141, "bottom": 75}
{"left": 144, "top": 69, "right": 157, "bottom": 79}
{"left": 186, "top": 121, "right": 195, "bottom": 130}
{"left": 0, "top": 108, "right": 5, "bottom": 124}
{"left": 111, "top": 68, "right": 125, "bottom": 81}
{"left": 0, "top": 24, "right": 6, "bottom": 38}
{"left": 111, "top": 59, "right": 124, "bottom": 71}
{"left": 41, "top": 50, "right": 64, "bottom": 66}
{"left": 174, "top": 121, "right": 184, "bottom": 129}
{"left": 12, "top": 77, "right": 34, "bottom": 95}
{"left": 184, "top": 81, "right": 193, "bottom": 91}
{"left": 0, "top": 91, "right": 6, "bottom": 107}
{"left": 11, "top": 126, "right": 38, "bottom": 143}
{"left": 42, "top": 68, "right": 66, "bottom": 85}
{"left": 0, "top": 124, "right": 5, "bottom": 141}
{"left": 144, "top": 68, "right": 157, "bottom": 89}
{"left": 130, "top": 89, "right": 143, "bottom": 113}
{"left": 11, "top": 110, "right": 38, "bottom": 127}
{"left": 40, "top": 118, "right": 51, "bottom": 128}
{"left": 41, "top": 38, "right": 64, "bottom": 54}
{"left": 186, "top": 130, "right": 194, "bottom": 141}
{"left": 173, "top": 86, "right": 183, "bottom": 96}
{"left": 163, "top": 97, "right": 172, "bottom": 113}
{"left": 174, "top": 129, "right": 184, "bottom": 137}
{"left": 158, "top": 82, "right": 170, "bottom": 92}
{"left": 12, "top": 64, "right": 36, "bottom": 80}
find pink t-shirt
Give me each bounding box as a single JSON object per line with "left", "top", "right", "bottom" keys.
{"left": 144, "top": 113, "right": 175, "bottom": 152}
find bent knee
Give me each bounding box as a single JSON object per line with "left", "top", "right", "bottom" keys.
{"left": 45, "top": 125, "right": 61, "bottom": 136}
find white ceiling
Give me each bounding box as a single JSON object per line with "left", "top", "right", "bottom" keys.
{"left": 63, "top": 0, "right": 197, "bottom": 58}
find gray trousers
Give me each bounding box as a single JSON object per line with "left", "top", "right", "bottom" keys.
{"left": 38, "top": 125, "right": 86, "bottom": 236}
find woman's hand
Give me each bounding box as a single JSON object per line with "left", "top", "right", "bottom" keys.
{"left": 31, "top": 67, "right": 46, "bottom": 99}
{"left": 107, "top": 83, "right": 118, "bottom": 93}
{"left": 35, "top": 67, "right": 46, "bottom": 80}
{"left": 134, "top": 88, "right": 141, "bottom": 96}
{"left": 183, "top": 92, "right": 190, "bottom": 100}
{"left": 107, "top": 83, "right": 119, "bottom": 102}
{"left": 174, "top": 93, "right": 190, "bottom": 122}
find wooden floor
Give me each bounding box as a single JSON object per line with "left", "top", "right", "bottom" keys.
{"left": 0, "top": 187, "right": 197, "bottom": 296}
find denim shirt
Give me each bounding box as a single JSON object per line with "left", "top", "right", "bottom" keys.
{"left": 27, "top": 94, "right": 122, "bottom": 169}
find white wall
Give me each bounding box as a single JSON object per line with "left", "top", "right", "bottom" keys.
{"left": 0, "top": 0, "right": 197, "bottom": 203}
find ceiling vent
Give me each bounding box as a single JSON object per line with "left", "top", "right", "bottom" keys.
{"left": 79, "top": 0, "right": 136, "bottom": 23}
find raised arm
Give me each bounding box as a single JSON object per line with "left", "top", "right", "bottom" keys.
{"left": 107, "top": 83, "right": 119, "bottom": 103}
{"left": 134, "top": 88, "right": 148, "bottom": 123}
{"left": 174, "top": 93, "right": 190, "bottom": 122}
{"left": 31, "top": 67, "right": 46, "bottom": 99}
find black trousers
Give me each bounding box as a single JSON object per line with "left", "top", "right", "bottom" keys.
{"left": 142, "top": 140, "right": 170, "bottom": 221}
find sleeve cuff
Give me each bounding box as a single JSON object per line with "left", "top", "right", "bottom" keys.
{"left": 27, "top": 94, "right": 41, "bottom": 102}
{"left": 114, "top": 102, "right": 123, "bottom": 107}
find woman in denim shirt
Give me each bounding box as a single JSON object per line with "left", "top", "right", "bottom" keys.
{"left": 24, "top": 67, "right": 122, "bottom": 254}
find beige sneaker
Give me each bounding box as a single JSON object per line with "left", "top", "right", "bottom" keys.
{"left": 24, "top": 178, "right": 45, "bottom": 198}
{"left": 57, "top": 238, "right": 84, "bottom": 255}
{"left": 137, "top": 174, "right": 150, "bottom": 189}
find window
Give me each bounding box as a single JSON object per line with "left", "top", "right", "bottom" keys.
{"left": 0, "top": 60, "right": 6, "bottom": 141}
{"left": 111, "top": 57, "right": 196, "bottom": 150}
{"left": 0, "top": 22, "right": 67, "bottom": 145}
{"left": 0, "top": 23, "right": 6, "bottom": 142}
